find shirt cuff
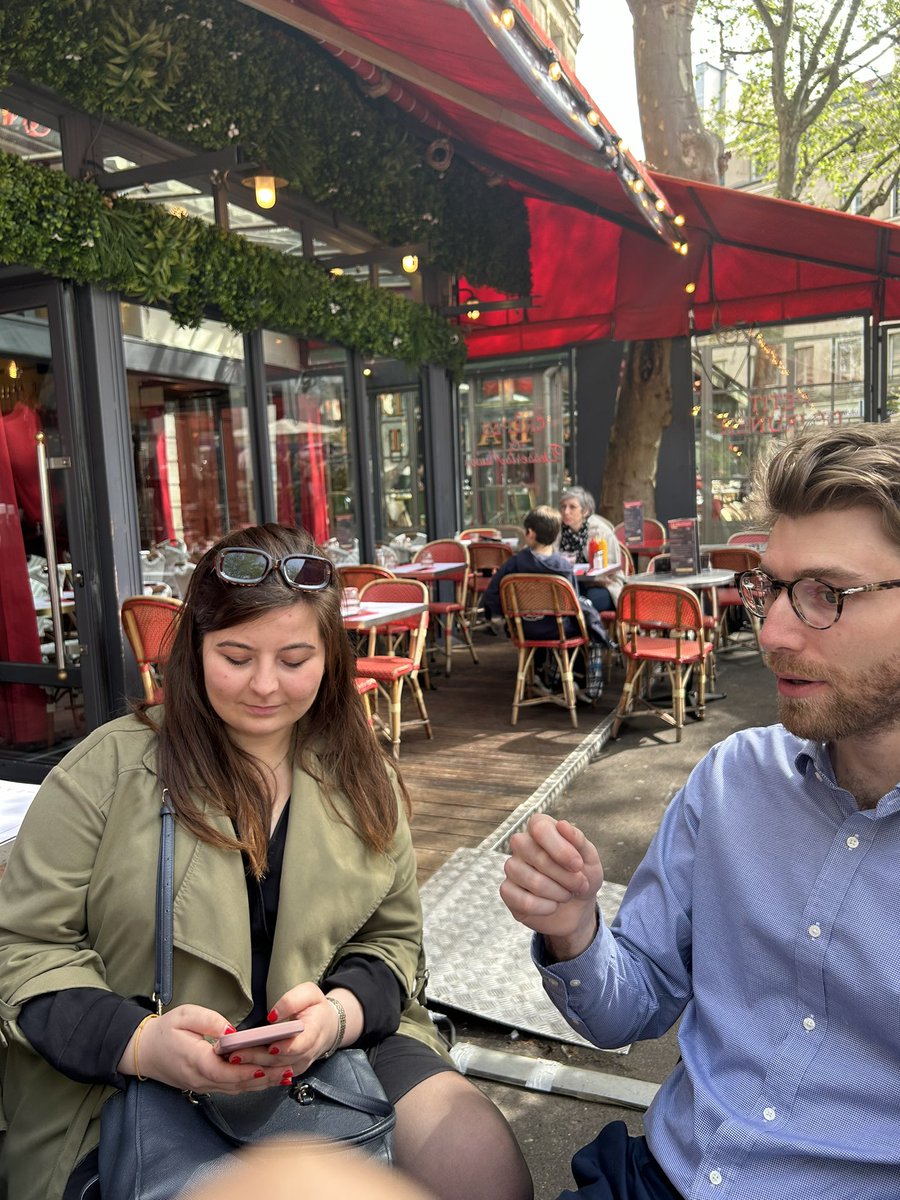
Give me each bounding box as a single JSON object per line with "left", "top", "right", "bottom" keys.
{"left": 18, "top": 988, "right": 150, "bottom": 1088}
{"left": 323, "top": 954, "right": 403, "bottom": 1047}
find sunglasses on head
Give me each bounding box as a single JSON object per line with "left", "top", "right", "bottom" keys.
{"left": 214, "top": 547, "right": 335, "bottom": 591}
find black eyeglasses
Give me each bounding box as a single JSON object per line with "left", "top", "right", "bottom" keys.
{"left": 738, "top": 567, "right": 900, "bottom": 630}
{"left": 214, "top": 548, "right": 334, "bottom": 590}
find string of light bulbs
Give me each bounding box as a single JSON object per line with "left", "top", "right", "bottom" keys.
{"left": 464, "top": 0, "right": 690, "bottom": 255}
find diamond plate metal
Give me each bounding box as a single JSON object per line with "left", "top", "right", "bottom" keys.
{"left": 422, "top": 847, "right": 628, "bottom": 1051}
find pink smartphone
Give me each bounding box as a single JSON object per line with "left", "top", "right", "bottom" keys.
{"left": 214, "top": 1019, "right": 305, "bottom": 1055}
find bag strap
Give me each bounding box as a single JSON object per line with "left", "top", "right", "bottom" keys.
{"left": 153, "top": 789, "right": 176, "bottom": 1014}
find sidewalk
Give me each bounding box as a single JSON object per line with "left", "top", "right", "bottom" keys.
{"left": 427, "top": 642, "right": 779, "bottom": 1200}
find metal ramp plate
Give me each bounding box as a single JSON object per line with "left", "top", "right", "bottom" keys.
{"left": 421, "top": 847, "right": 628, "bottom": 1051}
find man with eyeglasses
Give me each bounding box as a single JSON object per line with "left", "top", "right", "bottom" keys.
{"left": 501, "top": 423, "right": 900, "bottom": 1200}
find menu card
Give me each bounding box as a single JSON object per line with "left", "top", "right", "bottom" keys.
{"left": 667, "top": 518, "right": 700, "bottom": 575}
{"left": 623, "top": 500, "right": 645, "bottom": 545}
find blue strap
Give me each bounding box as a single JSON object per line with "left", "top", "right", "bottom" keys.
{"left": 153, "top": 789, "right": 176, "bottom": 1013}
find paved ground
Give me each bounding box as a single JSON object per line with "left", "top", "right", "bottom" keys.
{"left": 430, "top": 642, "right": 779, "bottom": 1200}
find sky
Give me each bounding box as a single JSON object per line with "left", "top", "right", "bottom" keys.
{"left": 575, "top": 0, "right": 645, "bottom": 157}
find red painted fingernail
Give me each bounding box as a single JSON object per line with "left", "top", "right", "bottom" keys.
{"left": 253, "top": 1069, "right": 266, "bottom": 1079}
{"left": 280, "top": 1077, "right": 292, "bottom": 1086}
{"left": 229, "top": 1055, "right": 242, "bottom": 1065}
{"left": 281, "top": 1069, "right": 293, "bottom": 1079}
{"left": 223, "top": 1025, "right": 237, "bottom": 1035}
{"left": 267, "top": 1009, "right": 279, "bottom": 1023}
{"left": 268, "top": 1045, "right": 280, "bottom": 1055}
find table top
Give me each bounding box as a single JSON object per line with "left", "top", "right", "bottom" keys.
{"left": 392, "top": 561, "right": 460, "bottom": 579}
{"left": 620, "top": 539, "right": 668, "bottom": 554}
{"left": 342, "top": 599, "right": 428, "bottom": 629}
{"left": 630, "top": 567, "right": 735, "bottom": 589}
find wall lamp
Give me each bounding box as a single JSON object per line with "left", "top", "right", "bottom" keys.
{"left": 239, "top": 168, "right": 288, "bottom": 210}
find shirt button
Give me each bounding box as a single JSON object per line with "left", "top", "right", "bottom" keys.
{"left": 803, "top": 1016, "right": 816, "bottom": 1031}
{"left": 763, "top": 1107, "right": 776, "bottom": 1121}
{"left": 571, "top": 979, "right": 581, "bottom": 987}
{"left": 709, "top": 1170, "right": 723, "bottom": 1185}
{"left": 808, "top": 924, "right": 821, "bottom": 938}
{"left": 846, "top": 835, "right": 860, "bottom": 849}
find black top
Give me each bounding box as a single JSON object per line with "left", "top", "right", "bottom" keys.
{"left": 18, "top": 799, "right": 402, "bottom": 1087}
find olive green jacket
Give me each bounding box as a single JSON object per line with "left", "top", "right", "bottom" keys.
{"left": 0, "top": 713, "right": 444, "bottom": 1200}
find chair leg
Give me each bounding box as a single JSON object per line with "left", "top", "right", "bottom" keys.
{"left": 611, "top": 659, "right": 643, "bottom": 738}
{"left": 456, "top": 611, "right": 479, "bottom": 665}
{"left": 388, "top": 679, "right": 403, "bottom": 758}
{"left": 672, "top": 663, "right": 685, "bottom": 742}
{"left": 695, "top": 659, "right": 707, "bottom": 719}
{"left": 409, "top": 673, "right": 433, "bottom": 740}
{"left": 511, "top": 648, "right": 530, "bottom": 725}
{"left": 560, "top": 649, "right": 578, "bottom": 728}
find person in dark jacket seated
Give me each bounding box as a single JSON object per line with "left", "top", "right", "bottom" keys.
{"left": 482, "top": 506, "right": 607, "bottom": 698}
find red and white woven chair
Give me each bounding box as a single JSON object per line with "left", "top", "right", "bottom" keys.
{"left": 499, "top": 573, "right": 590, "bottom": 728}
{"left": 120, "top": 595, "right": 183, "bottom": 703}
{"left": 354, "top": 579, "right": 432, "bottom": 758}
{"left": 413, "top": 539, "right": 478, "bottom": 676}
{"left": 612, "top": 582, "right": 714, "bottom": 743}
{"left": 709, "top": 547, "right": 763, "bottom": 654}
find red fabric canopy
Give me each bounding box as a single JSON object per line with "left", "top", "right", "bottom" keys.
{"left": 247, "top": 0, "right": 900, "bottom": 353}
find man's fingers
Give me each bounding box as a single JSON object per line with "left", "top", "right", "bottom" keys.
{"left": 503, "top": 853, "right": 590, "bottom": 902}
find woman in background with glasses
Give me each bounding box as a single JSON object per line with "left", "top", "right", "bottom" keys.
{"left": 0, "top": 523, "right": 533, "bottom": 1200}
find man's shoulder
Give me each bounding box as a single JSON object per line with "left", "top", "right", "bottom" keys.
{"left": 690, "top": 724, "right": 804, "bottom": 793}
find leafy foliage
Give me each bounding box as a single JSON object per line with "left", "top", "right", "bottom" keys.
{"left": 697, "top": 0, "right": 900, "bottom": 206}
{"left": 0, "top": 0, "right": 531, "bottom": 294}
{"left": 0, "top": 151, "right": 467, "bottom": 373}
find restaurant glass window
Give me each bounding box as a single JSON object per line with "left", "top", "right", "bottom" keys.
{"left": 693, "top": 317, "right": 867, "bottom": 542}
{"left": 374, "top": 386, "right": 425, "bottom": 542}
{"left": 265, "top": 335, "right": 359, "bottom": 563}
{"left": 460, "top": 355, "right": 572, "bottom": 528}
{"left": 123, "top": 303, "right": 254, "bottom": 585}
{"left": 885, "top": 326, "right": 900, "bottom": 420}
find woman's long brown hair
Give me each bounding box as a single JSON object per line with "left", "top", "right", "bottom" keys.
{"left": 137, "top": 523, "right": 410, "bottom": 877}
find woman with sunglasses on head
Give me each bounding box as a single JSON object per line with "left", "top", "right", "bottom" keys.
{"left": 0, "top": 523, "right": 533, "bottom": 1200}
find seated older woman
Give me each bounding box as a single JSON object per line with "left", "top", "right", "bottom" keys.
{"left": 558, "top": 485, "right": 624, "bottom": 614}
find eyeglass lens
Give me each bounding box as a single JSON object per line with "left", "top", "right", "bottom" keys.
{"left": 741, "top": 571, "right": 839, "bottom": 629}
{"left": 219, "top": 549, "right": 271, "bottom": 583}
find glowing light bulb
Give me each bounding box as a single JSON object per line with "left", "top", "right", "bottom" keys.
{"left": 330, "top": 267, "right": 344, "bottom": 276}
{"left": 655, "top": 198, "right": 666, "bottom": 212}
{"left": 7, "top": 360, "right": 18, "bottom": 380}
{"left": 586, "top": 110, "right": 600, "bottom": 126}
{"left": 678, "top": 241, "right": 689, "bottom": 255}
{"left": 363, "top": 367, "right": 372, "bottom": 376}
{"left": 500, "top": 8, "right": 515, "bottom": 28}
{"left": 465, "top": 307, "right": 481, "bottom": 321}
{"left": 401, "top": 254, "right": 419, "bottom": 274}
{"left": 548, "top": 60, "right": 562, "bottom": 82}
{"left": 673, "top": 213, "right": 686, "bottom": 227}
{"left": 630, "top": 178, "right": 644, "bottom": 193}
{"left": 685, "top": 282, "right": 696, "bottom": 294}
{"left": 254, "top": 176, "right": 277, "bottom": 209}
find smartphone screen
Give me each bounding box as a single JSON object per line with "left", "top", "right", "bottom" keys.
{"left": 214, "top": 1018, "right": 305, "bottom": 1055}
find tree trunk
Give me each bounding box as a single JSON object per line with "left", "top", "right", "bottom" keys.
{"left": 600, "top": 341, "right": 673, "bottom": 517}
{"left": 628, "top": 0, "right": 722, "bottom": 182}
{"left": 597, "top": 0, "right": 719, "bottom": 523}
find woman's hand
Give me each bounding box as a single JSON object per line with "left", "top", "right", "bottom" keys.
{"left": 501, "top": 815, "right": 603, "bottom": 960}
{"left": 118, "top": 1005, "right": 292, "bottom": 1094}
{"left": 260, "top": 984, "right": 364, "bottom": 1076}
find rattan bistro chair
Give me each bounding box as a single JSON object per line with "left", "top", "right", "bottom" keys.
{"left": 354, "top": 579, "right": 432, "bottom": 758}
{"left": 499, "top": 573, "right": 589, "bottom": 728}
{"left": 611, "top": 582, "right": 714, "bottom": 743}
{"left": 465, "top": 540, "right": 513, "bottom": 626}
{"left": 709, "top": 547, "right": 762, "bottom": 653}
{"left": 413, "top": 539, "right": 478, "bottom": 675}
{"left": 120, "top": 595, "right": 183, "bottom": 703}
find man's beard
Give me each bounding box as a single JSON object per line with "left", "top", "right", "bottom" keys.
{"left": 765, "top": 651, "right": 900, "bottom": 741}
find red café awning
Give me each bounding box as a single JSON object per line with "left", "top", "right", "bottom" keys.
{"left": 242, "top": 0, "right": 900, "bottom": 354}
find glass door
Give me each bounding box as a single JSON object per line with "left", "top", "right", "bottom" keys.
{"left": 372, "top": 386, "right": 426, "bottom": 544}
{"left": 0, "top": 284, "right": 92, "bottom": 781}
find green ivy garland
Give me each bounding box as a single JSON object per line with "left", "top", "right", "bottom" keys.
{"left": 0, "top": 0, "right": 532, "bottom": 296}
{"left": 0, "top": 151, "right": 468, "bottom": 372}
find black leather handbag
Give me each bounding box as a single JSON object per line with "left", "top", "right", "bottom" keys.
{"left": 98, "top": 792, "right": 395, "bottom": 1200}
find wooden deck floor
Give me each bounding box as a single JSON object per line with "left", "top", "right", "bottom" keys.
{"left": 382, "top": 633, "right": 613, "bottom": 884}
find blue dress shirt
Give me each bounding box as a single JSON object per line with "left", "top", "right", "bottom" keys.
{"left": 535, "top": 725, "right": 900, "bottom": 1199}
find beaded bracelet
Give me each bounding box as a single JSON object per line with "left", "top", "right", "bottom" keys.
{"left": 321, "top": 995, "right": 346, "bottom": 1059}
{"left": 133, "top": 1013, "right": 160, "bottom": 1081}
